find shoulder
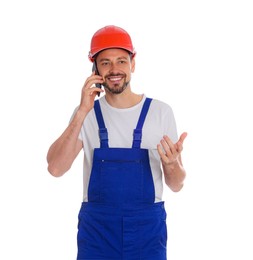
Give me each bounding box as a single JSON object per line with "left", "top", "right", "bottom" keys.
{"left": 149, "top": 98, "right": 174, "bottom": 115}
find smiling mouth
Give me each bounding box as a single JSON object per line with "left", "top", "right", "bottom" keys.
{"left": 107, "top": 76, "right": 123, "bottom": 83}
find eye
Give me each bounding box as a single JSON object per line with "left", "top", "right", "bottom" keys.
{"left": 118, "top": 60, "right": 127, "bottom": 64}
{"left": 101, "top": 61, "right": 110, "bottom": 66}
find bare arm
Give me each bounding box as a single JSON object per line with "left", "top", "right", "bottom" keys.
{"left": 47, "top": 110, "right": 86, "bottom": 177}
{"left": 157, "top": 132, "right": 187, "bottom": 192}
{"left": 47, "top": 71, "right": 104, "bottom": 177}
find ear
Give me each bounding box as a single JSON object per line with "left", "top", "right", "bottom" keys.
{"left": 131, "top": 58, "right": 136, "bottom": 73}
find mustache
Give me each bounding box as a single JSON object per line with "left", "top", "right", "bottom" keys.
{"left": 105, "top": 73, "right": 126, "bottom": 78}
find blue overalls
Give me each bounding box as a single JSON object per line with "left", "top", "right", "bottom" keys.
{"left": 77, "top": 98, "right": 167, "bottom": 260}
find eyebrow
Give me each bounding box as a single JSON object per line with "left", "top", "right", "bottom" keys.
{"left": 98, "top": 56, "right": 129, "bottom": 62}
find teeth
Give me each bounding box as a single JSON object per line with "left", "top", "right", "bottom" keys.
{"left": 110, "top": 77, "right": 121, "bottom": 81}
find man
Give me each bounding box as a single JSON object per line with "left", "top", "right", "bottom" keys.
{"left": 47, "top": 25, "right": 187, "bottom": 260}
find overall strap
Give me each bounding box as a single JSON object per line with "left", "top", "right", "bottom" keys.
{"left": 94, "top": 100, "right": 109, "bottom": 148}
{"left": 132, "top": 98, "right": 152, "bottom": 148}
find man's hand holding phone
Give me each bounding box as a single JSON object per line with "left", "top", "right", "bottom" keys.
{"left": 79, "top": 69, "right": 104, "bottom": 113}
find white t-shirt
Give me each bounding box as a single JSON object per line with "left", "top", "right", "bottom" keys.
{"left": 76, "top": 94, "right": 178, "bottom": 202}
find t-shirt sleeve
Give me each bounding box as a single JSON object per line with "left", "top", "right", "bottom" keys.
{"left": 164, "top": 106, "right": 178, "bottom": 143}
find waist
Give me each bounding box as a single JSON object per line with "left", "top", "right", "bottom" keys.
{"left": 79, "top": 201, "right": 165, "bottom": 215}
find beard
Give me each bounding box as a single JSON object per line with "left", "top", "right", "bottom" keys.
{"left": 102, "top": 73, "right": 130, "bottom": 94}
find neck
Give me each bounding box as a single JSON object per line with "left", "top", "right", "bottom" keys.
{"left": 104, "top": 88, "right": 143, "bottom": 109}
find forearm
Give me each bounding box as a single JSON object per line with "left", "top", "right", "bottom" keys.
{"left": 163, "top": 157, "right": 186, "bottom": 192}
{"left": 47, "top": 108, "right": 87, "bottom": 177}
{"left": 157, "top": 133, "right": 187, "bottom": 192}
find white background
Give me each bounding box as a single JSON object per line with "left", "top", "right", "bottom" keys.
{"left": 0, "top": 0, "right": 252, "bottom": 259}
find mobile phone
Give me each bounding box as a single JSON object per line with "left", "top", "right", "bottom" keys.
{"left": 92, "top": 63, "right": 102, "bottom": 97}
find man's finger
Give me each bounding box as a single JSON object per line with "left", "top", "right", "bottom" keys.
{"left": 179, "top": 132, "right": 187, "bottom": 144}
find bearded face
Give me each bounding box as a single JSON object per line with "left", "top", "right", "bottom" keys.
{"left": 102, "top": 72, "right": 130, "bottom": 94}
{"left": 95, "top": 48, "right": 135, "bottom": 95}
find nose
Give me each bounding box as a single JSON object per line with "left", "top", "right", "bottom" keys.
{"left": 108, "top": 62, "right": 118, "bottom": 73}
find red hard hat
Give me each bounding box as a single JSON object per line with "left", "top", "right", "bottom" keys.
{"left": 88, "top": 25, "right": 136, "bottom": 62}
